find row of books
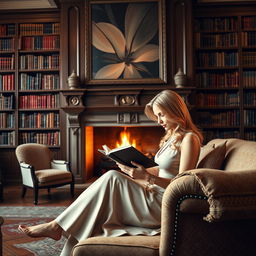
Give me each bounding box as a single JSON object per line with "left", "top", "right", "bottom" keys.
{"left": 244, "top": 110, "right": 256, "bottom": 125}
{"left": 244, "top": 91, "right": 256, "bottom": 105}
{"left": 196, "top": 51, "right": 238, "bottom": 67}
{"left": 198, "top": 110, "right": 240, "bottom": 126}
{"left": 0, "top": 38, "right": 14, "bottom": 51}
{"left": 241, "top": 32, "right": 256, "bottom": 47}
{"left": 20, "top": 54, "right": 59, "bottom": 70}
{"left": 19, "top": 94, "right": 59, "bottom": 109}
{"left": 21, "top": 36, "right": 60, "bottom": 50}
{"left": 202, "top": 130, "right": 240, "bottom": 143}
{"left": 195, "top": 17, "right": 238, "bottom": 32}
{"left": 0, "top": 24, "right": 15, "bottom": 36}
{"left": 19, "top": 131, "right": 60, "bottom": 146}
{"left": 243, "top": 71, "right": 256, "bottom": 87}
{"left": 245, "top": 131, "right": 256, "bottom": 141}
{"left": 0, "top": 55, "right": 15, "bottom": 70}
{"left": 0, "top": 131, "right": 15, "bottom": 145}
{"left": 0, "top": 112, "right": 14, "bottom": 128}
{"left": 19, "top": 112, "right": 59, "bottom": 128}
{"left": 196, "top": 71, "right": 239, "bottom": 88}
{"left": 194, "top": 32, "right": 238, "bottom": 48}
{"left": 0, "top": 94, "right": 14, "bottom": 109}
{"left": 0, "top": 74, "right": 15, "bottom": 91}
{"left": 196, "top": 92, "right": 239, "bottom": 106}
{"left": 19, "top": 23, "right": 60, "bottom": 35}
{"left": 195, "top": 16, "right": 256, "bottom": 33}
{"left": 20, "top": 73, "right": 59, "bottom": 90}
{"left": 242, "top": 52, "right": 256, "bottom": 66}
{"left": 242, "top": 16, "right": 256, "bottom": 30}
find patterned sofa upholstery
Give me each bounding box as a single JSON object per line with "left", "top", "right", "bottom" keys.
{"left": 70, "top": 138, "right": 256, "bottom": 255}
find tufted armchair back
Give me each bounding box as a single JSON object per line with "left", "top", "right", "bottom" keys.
{"left": 16, "top": 143, "right": 52, "bottom": 170}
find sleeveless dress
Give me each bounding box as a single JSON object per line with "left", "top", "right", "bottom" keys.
{"left": 56, "top": 136, "right": 181, "bottom": 256}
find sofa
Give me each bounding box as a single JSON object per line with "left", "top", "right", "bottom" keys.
{"left": 71, "top": 138, "right": 256, "bottom": 256}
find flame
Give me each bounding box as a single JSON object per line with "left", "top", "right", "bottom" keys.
{"left": 116, "top": 128, "right": 136, "bottom": 148}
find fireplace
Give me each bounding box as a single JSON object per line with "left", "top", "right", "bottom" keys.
{"left": 61, "top": 87, "right": 192, "bottom": 183}
{"left": 85, "top": 126, "right": 164, "bottom": 179}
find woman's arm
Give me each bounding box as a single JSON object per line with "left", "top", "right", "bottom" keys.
{"left": 117, "top": 133, "right": 201, "bottom": 189}
{"left": 145, "top": 133, "right": 201, "bottom": 188}
{"left": 179, "top": 133, "right": 200, "bottom": 173}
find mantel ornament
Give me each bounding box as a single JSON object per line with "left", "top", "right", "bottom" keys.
{"left": 174, "top": 68, "right": 187, "bottom": 88}
{"left": 68, "top": 70, "right": 80, "bottom": 89}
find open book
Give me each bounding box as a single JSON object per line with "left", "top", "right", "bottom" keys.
{"left": 98, "top": 144, "right": 157, "bottom": 168}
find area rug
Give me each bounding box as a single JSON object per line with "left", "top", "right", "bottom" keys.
{"left": 0, "top": 206, "right": 67, "bottom": 256}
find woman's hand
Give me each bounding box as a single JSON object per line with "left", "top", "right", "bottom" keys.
{"left": 117, "top": 161, "right": 148, "bottom": 180}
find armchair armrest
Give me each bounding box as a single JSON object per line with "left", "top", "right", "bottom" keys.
{"left": 51, "top": 160, "right": 70, "bottom": 171}
{"left": 160, "top": 171, "right": 208, "bottom": 256}
{"left": 172, "top": 169, "right": 256, "bottom": 222}
{"left": 20, "top": 162, "right": 32, "bottom": 169}
{"left": 160, "top": 168, "right": 256, "bottom": 256}
{"left": 19, "top": 162, "right": 37, "bottom": 187}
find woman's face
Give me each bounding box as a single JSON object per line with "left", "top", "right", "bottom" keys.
{"left": 152, "top": 104, "right": 177, "bottom": 131}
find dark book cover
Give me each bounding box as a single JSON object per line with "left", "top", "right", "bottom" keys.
{"left": 98, "top": 145, "right": 157, "bottom": 168}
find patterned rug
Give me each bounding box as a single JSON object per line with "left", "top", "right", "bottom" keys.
{"left": 0, "top": 206, "right": 67, "bottom": 256}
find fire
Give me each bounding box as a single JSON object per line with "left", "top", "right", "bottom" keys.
{"left": 116, "top": 128, "right": 136, "bottom": 148}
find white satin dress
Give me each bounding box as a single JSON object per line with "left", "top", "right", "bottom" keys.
{"left": 56, "top": 136, "right": 181, "bottom": 256}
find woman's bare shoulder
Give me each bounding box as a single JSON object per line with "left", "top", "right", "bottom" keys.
{"left": 181, "top": 132, "right": 200, "bottom": 147}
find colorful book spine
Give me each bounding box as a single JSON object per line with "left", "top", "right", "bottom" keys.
{"left": 197, "top": 70, "right": 239, "bottom": 88}
{"left": 0, "top": 112, "right": 14, "bottom": 128}
{"left": 19, "top": 131, "right": 60, "bottom": 146}
{"left": 19, "top": 112, "right": 59, "bottom": 128}
{"left": 19, "top": 94, "right": 59, "bottom": 109}
{"left": 0, "top": 131, "right": 15, "bottom": 145}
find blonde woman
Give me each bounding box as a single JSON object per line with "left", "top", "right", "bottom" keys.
{"left": 18, "top": 90, "right": 203, "bottom": 256}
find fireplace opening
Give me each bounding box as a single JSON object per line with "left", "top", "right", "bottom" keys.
{"left": 85, "top": 126, "right": 165, "bottom": 179}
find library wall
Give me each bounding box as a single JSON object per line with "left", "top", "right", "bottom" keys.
{"left": 193, "top": 2, "right": 256, "bottom": 143}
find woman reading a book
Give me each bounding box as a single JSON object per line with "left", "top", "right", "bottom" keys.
{"left": 18, "top": 89, "right": 203, "bottom": 256}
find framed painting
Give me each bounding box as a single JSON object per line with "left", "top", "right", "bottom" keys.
{"left": 85, "top": 0, "right": 167, "bottom": 85}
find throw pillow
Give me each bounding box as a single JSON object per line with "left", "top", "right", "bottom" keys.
{"left": 197, "top": 140, "right": 227, "bottom": 169}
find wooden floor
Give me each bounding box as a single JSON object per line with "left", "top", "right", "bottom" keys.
{"left": 0, "top": 183, "right": 90, "bottom": 255}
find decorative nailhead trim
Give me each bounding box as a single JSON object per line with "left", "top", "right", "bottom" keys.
{"left": 170, "top": 194, "right": 208, "bottom": 256}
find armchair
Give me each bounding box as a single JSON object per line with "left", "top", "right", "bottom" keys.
{"left": 15, "top": 143, "right": 74, "bottom": 205}
{"left": 71, "top": 138, "right": 256, "bottom": 256}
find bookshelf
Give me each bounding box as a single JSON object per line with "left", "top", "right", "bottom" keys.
{"left": 0, "top": 23, "right": 16, "bottom": 147}
{"left": 193, "top": 4, "right": 256, "bottom": 142}
{"left": 0, "top": 21, "right": 61, "bottom": 148}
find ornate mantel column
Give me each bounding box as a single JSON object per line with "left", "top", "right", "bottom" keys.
{"left": 61, "top": 89, "right": 85, "bottom": 182}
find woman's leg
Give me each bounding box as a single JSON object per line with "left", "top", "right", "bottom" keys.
{"left": 18, "top": 170, "right": 162, "bottom": 242}
{"left": 18, "top": 220, "right": 62, "bottom": 241}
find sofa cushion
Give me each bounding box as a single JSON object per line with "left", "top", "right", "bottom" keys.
{"left": 71, "top": 235, "right": 159, "bottom": 256}
{"left": 197, "top": 140, "right": 227, "bottom": 169}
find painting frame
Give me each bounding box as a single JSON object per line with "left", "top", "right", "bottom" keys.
{"left": 85, "top": 0, "right": 167, "bottom": 85}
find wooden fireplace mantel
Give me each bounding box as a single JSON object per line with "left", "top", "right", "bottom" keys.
{"left": 60, "top": 87, "right": 195, "bottom": 182}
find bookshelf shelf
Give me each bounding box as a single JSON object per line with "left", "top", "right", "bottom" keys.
{"left": 0, "top": 18, "right": 61, "bottom": 147}
{"left": 194, "top": 3, "right": 256, "bottom": 142}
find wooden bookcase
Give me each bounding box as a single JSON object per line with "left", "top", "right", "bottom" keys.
{"left": 0, "top": 23, "right": 16, "bottom": 146}
{"left": 0, "top": 16, "right": 61, "bottom": 148}
{"left": 193, "top": 3, "right": 256, "bottom": 143}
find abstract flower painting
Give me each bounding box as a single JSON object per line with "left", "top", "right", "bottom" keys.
{"left": 87, "top": 0, "right": 166, "bottom": 84}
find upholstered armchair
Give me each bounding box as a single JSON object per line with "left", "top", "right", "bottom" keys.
{"left": 71, "top": 138, "right": 256, "bottom": 256}
{"left": 15, "top": 143, "right": 74, "bottom": 205}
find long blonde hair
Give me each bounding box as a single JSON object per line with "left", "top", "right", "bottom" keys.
{"left": 144, "top": 90, "right": 203, "bottom": 147}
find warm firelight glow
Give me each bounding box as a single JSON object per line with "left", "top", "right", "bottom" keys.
{"left": 116, "top": 128, "right": 136, "bottom": 148}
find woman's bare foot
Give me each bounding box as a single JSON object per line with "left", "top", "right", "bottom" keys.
{"left": 18, "top": 220, "right": 62, "bottom": 241}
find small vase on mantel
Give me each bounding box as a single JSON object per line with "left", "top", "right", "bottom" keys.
{"left": 68, "top": 70, "right": 80, "bottom": 89}
{"left": 174, "top": 68, "right": 187, "bottom": 88}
